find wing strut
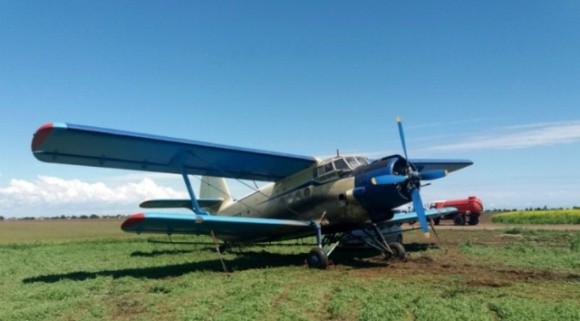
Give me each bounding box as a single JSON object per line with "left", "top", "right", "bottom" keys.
{"left": 182, "top": 171, "right": 208, "bottom": 215}
{"left": 210, "top": 230, "right": 229, "bottom": 273}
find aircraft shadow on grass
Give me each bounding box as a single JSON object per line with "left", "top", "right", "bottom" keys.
{"left": 130, "top": 249, "right": 199, "bottom": 257}
{"left": 21, "top": 244, "right": 438, "bottom": 284}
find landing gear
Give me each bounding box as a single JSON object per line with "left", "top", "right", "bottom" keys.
{"left": 306, "top": 247, "right": 329, "bottom": 269}
{"left": 305, "top": 221, "right": 409, "bottom": 269}
{"left": 305, "top": 220, "right": 341, "bottom": 269}
{"left": 306, "top": 221, "right": 335, "bottom": 269}
{"left": 385, "top": 242, "right": 406, "bottom": 260}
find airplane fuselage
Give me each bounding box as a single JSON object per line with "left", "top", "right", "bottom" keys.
{"left": 216, "top": 155, "right": 414, "bottom": 233}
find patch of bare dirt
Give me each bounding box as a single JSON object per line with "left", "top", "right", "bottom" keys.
{"left": 340, "top": 243, "right": 579, "bottom": 288}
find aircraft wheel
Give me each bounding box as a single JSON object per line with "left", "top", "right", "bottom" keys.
{"left": 388, "top": 242, "right": 406, "bottom": 260}
{"left": 307, "top": 247, "right": 329, "bottom": 269}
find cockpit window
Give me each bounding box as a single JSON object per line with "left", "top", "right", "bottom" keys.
{"left": 356, "top": 157, "right": 369, "bottom": 165}
{"left": 333, "top": 158, "right": 350, "bottom": 171}
{"left": 315, "top": 156, "right": 370, "bottom": 179}
{"left": 345, "top": 157, "right": 359, "bottom": 168}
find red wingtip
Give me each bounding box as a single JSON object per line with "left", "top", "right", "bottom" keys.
{"left": 31, "top": 123, "right": 54, "bottom": 151}
{"left": 121, "top": 213, "right": 145, "bottom": 231}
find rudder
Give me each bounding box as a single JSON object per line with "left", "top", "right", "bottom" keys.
{"left": 200, "top": 176, "right": 233, "bottom": 209}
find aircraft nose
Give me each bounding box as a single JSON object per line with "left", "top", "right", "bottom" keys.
{"left": 352, "top": 155, "right": 411, "bottom": 220}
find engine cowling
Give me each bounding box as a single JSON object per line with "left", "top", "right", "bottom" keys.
{"left": 352, "top": 155, "right": 413, "bottom": 222}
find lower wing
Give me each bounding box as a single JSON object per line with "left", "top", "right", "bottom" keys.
{"left": 121, "top": 207, "right": 457, "bottom": 244}
{"left": 121, "top": 212, "right": 313, "bottom": 243}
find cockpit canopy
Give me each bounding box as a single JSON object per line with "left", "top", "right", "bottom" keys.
{"left": 315, "top": 156, "right": 370, "bottom": 179}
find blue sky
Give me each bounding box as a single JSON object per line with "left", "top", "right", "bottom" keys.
{"left": 1, "top": 1, "right": 579, "bottom": 217}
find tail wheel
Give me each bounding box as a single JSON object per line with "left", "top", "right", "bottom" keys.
{"left": 307, "top": 247, "right": 329, "bottom": 269}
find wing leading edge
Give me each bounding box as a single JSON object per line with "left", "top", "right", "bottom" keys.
{"left": 32, "top": 123, "right": 317, "bottom": 181}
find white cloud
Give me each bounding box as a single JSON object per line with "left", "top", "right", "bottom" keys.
{"left": 427, "top": 120, "right": 580, "bottom": 153}
{"left": 0, "top": 176, "right": 187, "bottom": 217}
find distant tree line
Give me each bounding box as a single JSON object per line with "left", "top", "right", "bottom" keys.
{"left": 2, "top": 214, "right": 127, "bottom": 221}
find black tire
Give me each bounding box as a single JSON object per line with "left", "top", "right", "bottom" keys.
{"left": 387, "top": 242, "right": 406, "bottom": 260}
{"left": 453, "top": 214, "right": 466, "bottom": 226}
{"left": 307, "top": 247, "right": 329, "bottom": 269}
{"left": 433, "top": 217, "right": 441, "bottom": 225}
{"left": 468, "top": 215, "right": 479, "bottom": 226}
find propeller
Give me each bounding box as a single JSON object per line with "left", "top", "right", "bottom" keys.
{"left": 396, "top": 117, "right": 409, "bottom": 159}
{"left": 372, "top": 117, "right": 447, "bottom": 237}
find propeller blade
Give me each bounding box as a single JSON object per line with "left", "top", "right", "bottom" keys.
{"left": 419, "top": 170, "right": 448, "bottom": 181}
{"left": 411, "top": 188, "right": 430, "bottom": 237}
{"left": 371, "top": 175, "right": 407, "bottom": 185}
{"left": 396, "top": 117, "right": 409, "bottom": 160}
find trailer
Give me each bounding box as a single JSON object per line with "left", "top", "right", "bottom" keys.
{"left": 429, "top": 196, "right": 484, "bottom": 225}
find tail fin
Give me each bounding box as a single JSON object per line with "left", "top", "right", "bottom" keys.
{"left": 200, "top": 176, "right": 233, "bottom": 209}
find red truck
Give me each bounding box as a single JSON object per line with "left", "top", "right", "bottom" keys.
{"left": 429, "top": 196, "right": 484, "bottom": 226}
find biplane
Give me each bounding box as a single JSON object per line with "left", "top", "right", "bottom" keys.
{"left": 31, "top": 119, "right": 472, "bottom": 269}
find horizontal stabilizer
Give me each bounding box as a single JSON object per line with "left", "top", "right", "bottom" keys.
{"left": 139, "top": 199, "right": 224, "bottom": 210}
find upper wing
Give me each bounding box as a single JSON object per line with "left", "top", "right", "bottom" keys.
{"left": 32, "top": 123, "right": 317, "bottom": 181}
{"left": 410, "top": 159, "right": 473, "bottom": 174}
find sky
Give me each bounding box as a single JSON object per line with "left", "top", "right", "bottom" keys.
{"left": 1, "top": 1, "right": 579, "bottom": 218}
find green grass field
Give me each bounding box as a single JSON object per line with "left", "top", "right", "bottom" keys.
{"left": 1, "top": 219, "right": 579, "bottom": 321}
{"left": 491, "top": 209, "right": 580, "bottom": 224}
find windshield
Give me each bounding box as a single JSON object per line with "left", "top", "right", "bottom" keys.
{"left": 316, "top": 156, "right": 370, "bottom": 178}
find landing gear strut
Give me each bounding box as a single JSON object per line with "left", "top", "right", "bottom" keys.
{"left": 306, "top": 221, "right": 340, "bottom": 269}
